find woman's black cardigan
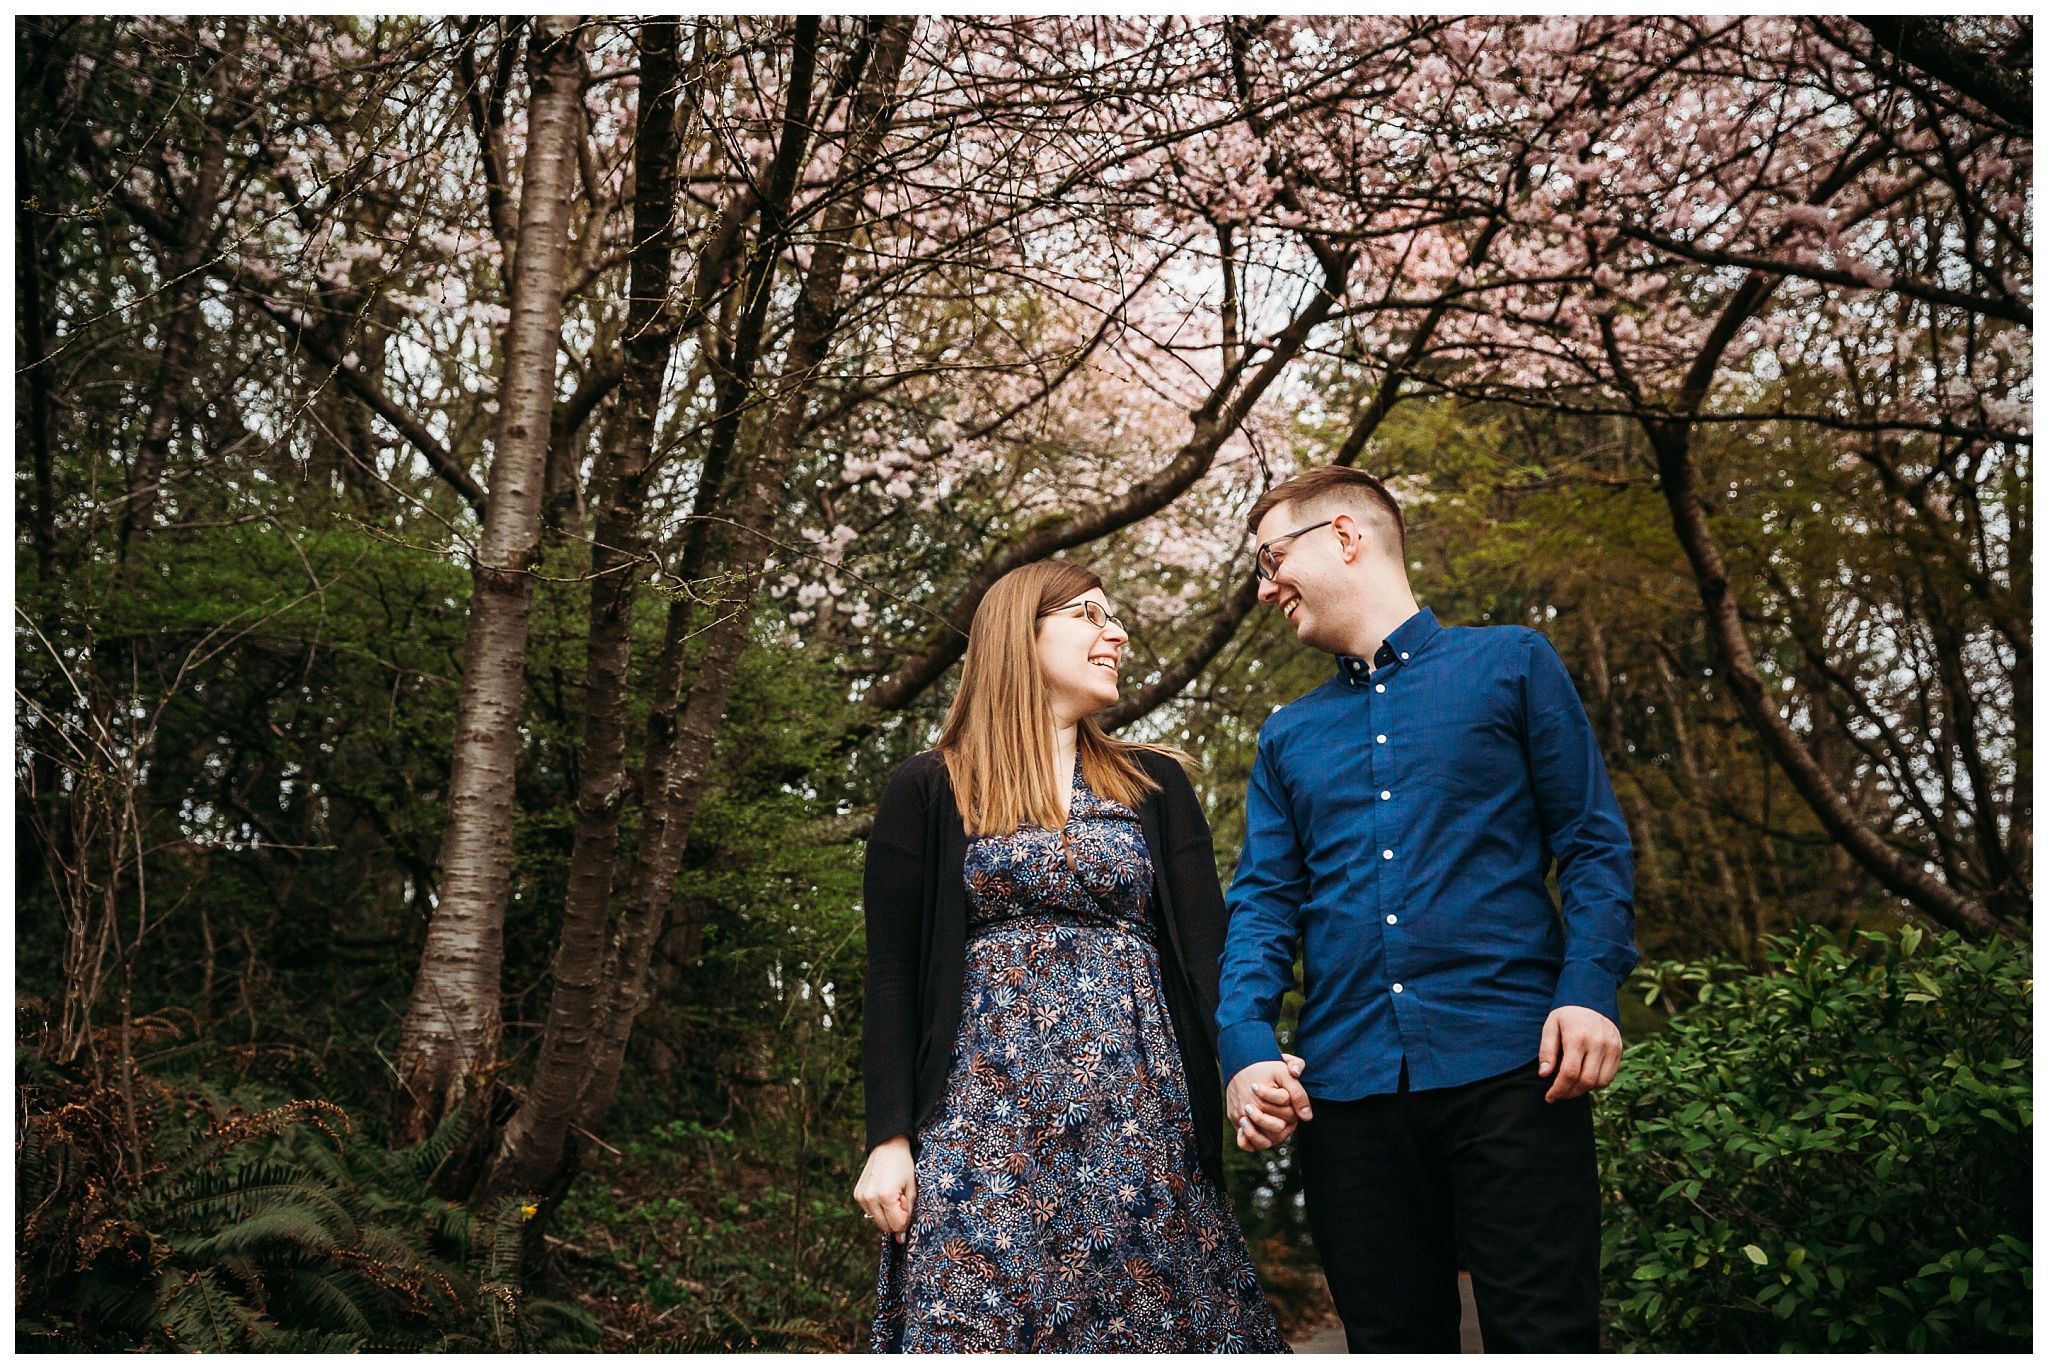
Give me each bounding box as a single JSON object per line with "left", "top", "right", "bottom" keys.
{"left": 861, "top": 748, "right": 1232, "bottom": 1191}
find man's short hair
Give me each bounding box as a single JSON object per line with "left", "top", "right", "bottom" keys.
{"left": 1247, "top": 466, "right": 1406, "bottom": 557}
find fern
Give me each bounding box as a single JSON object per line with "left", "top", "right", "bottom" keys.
{"left": 269, "top": 1265, "right": 379, "bottom": 1337}
{"left": 407, "top": 1103, "right": 475, "bottom": 1182}
{"left": 260, "top": 1329, "right": 369, "bottom": 1352}
{"left": 18, "top": 1032, "right": 606, "bottom": 1352}
{"left": 152, "top": 1167, "right": 362, "bottom": 1250}
{"left": 159, "top": 1268, "right": 270, "bottom": 1352}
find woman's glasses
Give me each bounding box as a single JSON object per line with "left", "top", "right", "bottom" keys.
{"left": 1037, "top": 598, "right": 1125, "bottom": 634}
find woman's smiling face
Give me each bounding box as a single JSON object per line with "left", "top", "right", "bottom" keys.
{"left": 1035, "top": 588, "right": 1127, "bottom": 726}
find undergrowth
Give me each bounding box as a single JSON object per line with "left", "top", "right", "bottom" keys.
{"left": 16, "top": 1015, "right": 600, "bottom": 1352}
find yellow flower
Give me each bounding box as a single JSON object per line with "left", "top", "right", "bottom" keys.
{"left": 520, "top": 1203, "right": 540, "bottom": 1220}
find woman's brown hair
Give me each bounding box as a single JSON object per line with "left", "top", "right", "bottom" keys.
{"left": 938, "top": 561, "right": 1189, "bottom": 837}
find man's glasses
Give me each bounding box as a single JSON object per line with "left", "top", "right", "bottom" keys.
{"left": 1255, "top": 520, "right": 1334, "bottom": 580}
{"left": 1038, "top": 598, "right": 1125, "bottom": 634}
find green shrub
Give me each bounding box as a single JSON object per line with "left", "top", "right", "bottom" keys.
{"left": 17, "top": 1029, "right": 600, "bottom": 1352}
{"left": 1598, "top": 926, "right": 2031, "bottom": 1352}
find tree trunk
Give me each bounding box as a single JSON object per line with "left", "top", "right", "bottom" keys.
{"left": 1916, "top": 564, "right": 2026, "bottom": 923}
{"left": 569, "top": 17, "right": 916, "bottom": 1146}
{"left": 587, "top": 19, "right": 827, "bottom": 1099}
{"left": 391, "top": 15, "right": 588, "bottom": 1149}
{"left": 120, "top": 18, "right": 246, "bottom": 555}
{"left": 480, "top": 18, "right": 687, "bottom": 1199}
{"left": 539, "top": 348, "right": 621, "bottom": 536}
{"left": 1644, "top": 417, "right": 2010, "bottom": 939}
{"left": 1655, "top": 648, "right": 1749, "bottom": 957}
{"left": 18, "top": 126, "right": 58, "bottom": 580}
{"left": 668, "top": 15, "right": 827, "bottom": 589}
{"left": 1579, "top": 611, "right": 1660, "bottom": 887}
{"left": 1615, "top": 156, "right": 2014, "bottom": 940}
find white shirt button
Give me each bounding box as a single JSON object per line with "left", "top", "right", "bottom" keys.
{"left": 1380, "top": 790, "right": 1392, "bottom": 800}
{"left": 1401, "top": 652, "right": 1410, "bottom": 660}
{"left": 1375, "top": 683, "right": 1386, "bottom": 693}
{"left": 1386, "top": 914, "right": 1397, "bottom": 924}
{"left": 1382, "top": 849, "right": 1394, "bottom": 860}
{"left": 1392, "top": 983, "right": 1404, "bottom": 994}
{"left": 1376, "top": 734, "right": 1387, "bottom": 744}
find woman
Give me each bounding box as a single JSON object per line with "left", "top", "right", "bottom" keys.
{"left": 855, "top": 560, "right": 1289, "bottom": 1353}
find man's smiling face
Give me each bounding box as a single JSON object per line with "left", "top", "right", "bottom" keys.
{"left": 1255, "top": 503, "right": 1350, "bottom": 653}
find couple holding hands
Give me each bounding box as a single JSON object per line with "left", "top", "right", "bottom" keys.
{"left": 856, "top": 466, "right": 1638, "bottom": 1353}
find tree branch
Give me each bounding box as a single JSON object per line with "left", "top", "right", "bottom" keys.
{"left": 1098, "top": 571, "right": 1262, "bottom": 732}
{"left": 1852, "top": 15, "right": 2032, "bottom": 128}
{"left": 458, "top": 18, "right": 523, "bottom": 267}
{"left": 235, "top": 281, "right": 487, "bottom": 512}
{"left": 1616, "top": 223, "right": 2032, "bottom": 327}
{"left": 855, "top": 245, "right": 1355, "bottom": 719}
{"left": 1091, "top": 213, "right": 1507, "bottom": 737}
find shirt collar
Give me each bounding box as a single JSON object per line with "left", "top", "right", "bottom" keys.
{"left": 1336, "top": 608, "right": 1442, "bottom": 683}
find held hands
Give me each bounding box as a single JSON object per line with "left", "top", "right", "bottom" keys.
{"left": 1225, "top": 1054, "right": 1310, "bottom": 1152}
{"left": 853, "top": 1135, "right": 916, "bottom": 1242}
{"left": 1539, "top": 1005, "right": 1624, "bottom": 1102}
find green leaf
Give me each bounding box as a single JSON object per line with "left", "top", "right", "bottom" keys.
{"left": 160, "top": 1270, "right": 265, "bottom": 1353}
{"left": 1591, "top": 926, "right": 2027, "bottom": 1352}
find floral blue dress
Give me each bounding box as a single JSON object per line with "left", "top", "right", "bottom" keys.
{"left": 871, "top": 763, "right": 1287, "bottom": 1353}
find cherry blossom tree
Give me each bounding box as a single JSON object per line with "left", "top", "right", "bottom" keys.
{"left": 1390, "top": 16, "right": 2028, "bottom": 934}
{"left": 18, "top": 20, "right": 2026, "bottom": 1252}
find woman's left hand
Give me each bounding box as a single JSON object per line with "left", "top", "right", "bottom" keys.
{"left": 854, "top": 1135, "right": 917, "bottom": 1242}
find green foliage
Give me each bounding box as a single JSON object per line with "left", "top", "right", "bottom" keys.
{"left": 548, "top": 646, "right": 879, "bottom": 1350}
{"left": 16, "top": 516, "right": 469, "bottom": 1105}
{"left": 552, "top": 1113, "right": 875, "bottom": 1352}
{"left": 17, "top": 1033, "right": 599, "bottom": 1353}
{"left": 1598, "top": 927, "right": 2032, "bottom": 1352}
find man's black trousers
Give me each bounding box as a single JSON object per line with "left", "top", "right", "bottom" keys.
{"left": 1294, "top": 1059, "right": 1601, "bottom": 1353}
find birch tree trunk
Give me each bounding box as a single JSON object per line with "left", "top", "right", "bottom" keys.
{"left": 390, "top": 15, "right": 588, "bottom": 1150}
{"left": 479, "top": 18, "right": 686, "bottom": 1198}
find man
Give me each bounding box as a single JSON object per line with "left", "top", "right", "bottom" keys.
{"left": 1217, "top": 465, "right": 1637, "bottom": 1353}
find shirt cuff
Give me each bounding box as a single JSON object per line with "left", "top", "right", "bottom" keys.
{"left": 1217, "top": 1020, "right": 1285, "bottom": 1082}
{"left": 1551, "top": 960, "right": 1623, "bottom": 1024}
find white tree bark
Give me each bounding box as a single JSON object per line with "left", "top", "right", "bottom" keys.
{"left": 391, "top": 15, "right": 588, "bottom": 1149}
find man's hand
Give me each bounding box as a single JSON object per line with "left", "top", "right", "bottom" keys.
{"left": 1539, "top": 1006, "right": 1623, "bottom": 1102}
{"left": 853, "top": 1135, "right": 916, "bottom": 1241}
{"left": 1225, "top": 1054, "right": 1310, "bottom": 1151}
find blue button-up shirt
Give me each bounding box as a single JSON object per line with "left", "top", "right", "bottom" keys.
{"left": 1217, "top": 608, "right": 1637, "bottom": 1099}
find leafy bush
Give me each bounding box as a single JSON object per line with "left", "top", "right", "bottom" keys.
{"left": 17, "top": 1026, "right": 600, "bottom": 1352}
{"left": 1598, "top": 927, "right": 2031, "bottom": 1352}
